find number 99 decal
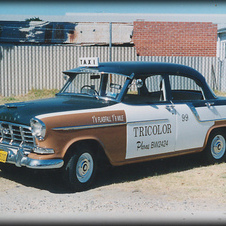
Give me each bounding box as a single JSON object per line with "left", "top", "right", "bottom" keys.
{"left": 182, "top": 114, "right": 189, "bottom": 122}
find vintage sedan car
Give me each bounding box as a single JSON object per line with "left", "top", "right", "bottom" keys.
{"left": 0, "top": 58, "right": 226, "bottom": 191}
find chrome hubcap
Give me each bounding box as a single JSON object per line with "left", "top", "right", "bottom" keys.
{"left": 76, "top": 153, "right": 93, "bottom": 183}
{"left": 211, "top": 135, "right": 226, "bottom": 160}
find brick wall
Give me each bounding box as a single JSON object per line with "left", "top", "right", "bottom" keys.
{"left": 132, "top": 21, "right": 217, "bottom": 57}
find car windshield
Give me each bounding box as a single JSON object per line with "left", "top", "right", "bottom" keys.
{"left": 59, "top": 73, "right": 128, "bottom": 100}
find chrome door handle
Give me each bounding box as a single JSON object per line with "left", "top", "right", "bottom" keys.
{"left": 165, "top": 105, "right": 175, "bottom": 114}
{"left": 205, "top": 102, "right": 214, "bottom": 108}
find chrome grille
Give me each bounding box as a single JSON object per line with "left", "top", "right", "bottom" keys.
{"left": 0, "top": 121, "right": 35, "bottom": 149}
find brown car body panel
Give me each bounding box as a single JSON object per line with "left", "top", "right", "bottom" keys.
{"left": 29, "top": 110, "right": 127, "bottom": 165}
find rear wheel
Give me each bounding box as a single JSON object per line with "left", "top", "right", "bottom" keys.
{"left": 205, "top": 130, "right": 226, "bottom": 164}
{"left": 64, "top": 144, "right": 96, "bottom": 192}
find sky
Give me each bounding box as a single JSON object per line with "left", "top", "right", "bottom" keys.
{"left": 0, "top": 0, "right": 226, "bottom": 16}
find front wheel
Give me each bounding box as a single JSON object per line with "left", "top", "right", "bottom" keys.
{"left": 64, "top": 145, "right": 96, "bottom": 192}
{"left": 204, "top": 130, "right": 226, "bottom": 164}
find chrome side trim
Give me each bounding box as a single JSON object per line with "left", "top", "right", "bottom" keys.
{"left": 52, "top": 122, "right": 127, "bottom": 131}
{"left": 52, "top": 119, "right": 168, "bottom": 131}
{"left": 127, "top": 119, "right": 168, "bottom": 125}
{"left": 187, "top": 103, "right": 201, "bottom": 121}
{"left": 187, "top": 103, "right": 226, "bottom": 123}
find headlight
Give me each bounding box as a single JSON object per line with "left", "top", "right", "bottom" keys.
{"left": 30, "top": 118, "right": 46, "bottom": 141}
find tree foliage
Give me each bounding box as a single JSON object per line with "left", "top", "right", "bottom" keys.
{"left": 25, "top": 17, "right": 43, "bottom": 22}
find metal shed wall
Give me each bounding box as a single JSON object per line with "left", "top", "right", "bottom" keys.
{"left": 0, "top": 45, "right": 136, "bottom": 96}
{"left": 0, "top": 45, "right": 220, "bottom": 97}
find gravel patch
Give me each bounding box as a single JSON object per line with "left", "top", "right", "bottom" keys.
{"left": 0, "top": 154, "right": 226, "bottom": 224}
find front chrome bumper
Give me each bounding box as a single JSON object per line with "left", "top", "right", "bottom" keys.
{"left": 0, "top": 144, "right": 64, "bottom": 169}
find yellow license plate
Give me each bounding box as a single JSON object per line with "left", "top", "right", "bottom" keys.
{"left": 0, "top": 150, "right": 8, "bottom": 163}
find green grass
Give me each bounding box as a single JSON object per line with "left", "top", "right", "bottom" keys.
{"left": 0, "top": 89, "right": 226, "bottom": 106}
{"left": 214, "top": 90, "right": 226, "bottom": 97}
{"left": 0, "top": 88, "right": 59, "bottom": 105}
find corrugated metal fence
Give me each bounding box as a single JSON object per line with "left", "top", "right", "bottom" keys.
{"left": 0, "top": 45, "right": 136, "bottom": 96}
{"left": 0, "top": 44, "right": 220, "bottom": 96}
{"left": 218, "top": 42, "right": 226, "bottom": 92}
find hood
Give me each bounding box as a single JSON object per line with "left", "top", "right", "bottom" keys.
{"left": 0, "top": 95, "right": 116, "bottom": 125}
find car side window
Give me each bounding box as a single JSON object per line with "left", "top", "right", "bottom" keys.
{"left": 144, "top": 75, "right": 165, "bottom": 101}
{"left": 123, "top": 75, "right": 166, "bottom": 104}
{"left": 169, "top": 75, "right": 205, "bottom": 101}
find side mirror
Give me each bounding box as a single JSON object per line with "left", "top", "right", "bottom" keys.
{"left": 136, "top": 79, "right": 143, "bottom": 88}
{"left": 63, "top": 75, "right": 68, "bottom": 81}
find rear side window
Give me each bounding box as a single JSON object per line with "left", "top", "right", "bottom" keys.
{"left": 169, "top": 75, "right": 204, "bottom": 101}
{"left": 123, "top": 75, "right": 165, "bottom": 104}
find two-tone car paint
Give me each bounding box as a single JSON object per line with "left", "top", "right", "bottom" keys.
{"left": 1, "top": 60, "right": 226, "bottom": 191}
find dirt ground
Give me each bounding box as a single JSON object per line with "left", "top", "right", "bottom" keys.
{"left": 0, "top": 153, "right": 226, "bottom": 225}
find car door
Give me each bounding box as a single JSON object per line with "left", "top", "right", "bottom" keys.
{"left": 173, "top": 103, "right": 215, "bottom": 151}
{"left": 124, "top": 75, "right": 177, "bottom": 159}
{"left": 168, "top": 74, "right": 215, "bottom": 152}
